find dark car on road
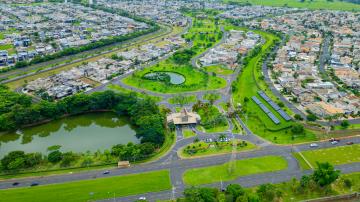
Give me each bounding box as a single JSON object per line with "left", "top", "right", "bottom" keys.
{"left": 30, "top": 182, "right": 39, "bottom": 187}
{"left": 12, "top": 182, "right": 19, "bottom": 186}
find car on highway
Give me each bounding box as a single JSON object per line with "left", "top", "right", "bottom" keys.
{"left": 103, "top": 170, "right": 110, "bottom": 175}
{"left": 331, "top": 141, "right": 339, "bottom": 145}
{"left": 346, "top": 142, "right": 354, "bottom": 145}
{"left": 329, "top": 138, "right": 340, "bottom": 142}
{"left": 138, "top": 196, "right": 146, "bottom": 200}
{"left": 310, "top": 143, "right": 318, "bottom": 148}
{"left": 30, "top": 182, "right": 39, "bottom": 187}
{"left": 12, "top": 182, "right": 19, "bottom": 186}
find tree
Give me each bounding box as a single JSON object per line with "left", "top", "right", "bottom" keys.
{"left": 183, "top": 187, "right": 218, "bottom": 202}
{"left": 226, "top": 184, "right": 245, "bottom": 202}
{"left": 306, "top": 114, "right": 318, "bottom": 121}
{"left": 340, "top": 120, "right": 350, "bottom": 129}
{"left": 291, "top": 124, "right": 305, "bottom": 134}
{"left": 312, "top": 162, "right": 340, "bottom": 187}
{"left": 256, "top": 183, "right": 282, "bottom": 202}
{"left": 60, "top": 152, "right": 77, "bottom": 167}
{"left": 48, "top": 150, "right": 63, "bottom": 163}
{"left": 294, "top": 114, "right": 303, "bottom": 121}
{"left": 1, "top": 151, "right": 26, "bottom": 170}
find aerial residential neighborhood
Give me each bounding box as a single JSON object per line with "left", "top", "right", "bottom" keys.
{"left": 0, "top": 0, "right": 359, "bottom": 202}
{"left": 0, "top": 3, "right": 148, "bottom": 67}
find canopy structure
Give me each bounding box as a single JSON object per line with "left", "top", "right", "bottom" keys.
{"left": 167, "top": 108, "right": 201, "bottom": 125}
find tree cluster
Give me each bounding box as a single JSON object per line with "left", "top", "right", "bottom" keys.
{"left": 174, "top": 162, "right": 340, "bottom": 202}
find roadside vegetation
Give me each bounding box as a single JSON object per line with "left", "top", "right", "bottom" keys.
{"left": 293, "top": 144, "right": 360, "bottom": 170}
{"left": 183, "top": 129, "right": 196, "bottom": 138}
{"left": 183, "top": 155, "right": 287, "bottom": 185}
{"left": 168, "top": 95, "right": 197, "bottom": 105}
{"left": 179, "top": 139, "right": 256, "bottom": 158}
{"left": 107, "top": 84, "right": 162, "bottom": 102}
{"left": 0, "top": 170, "right": 171, "bottom": 202}
{"left": 180, "top": 162, "right": 355, "bottom": 202}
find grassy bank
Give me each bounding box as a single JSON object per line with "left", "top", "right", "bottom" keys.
{"left": 293, "top": 144, "right": 360, "bottom": 170}
{"left": 0, "top": 170, "right": 171, "bottom": 202}
{"left": 179, "top": 140, "right": 256, "bottom": 158}
{"left": 183, "top": 155, "right": 287, "bottom": 185}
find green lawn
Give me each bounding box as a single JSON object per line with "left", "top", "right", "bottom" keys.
{"left": 231, "top": 118, "right": 242, "bottom": 134}
{"left": 230, "top": 27, "right": 317, "bottom": 144}
{"left": 195, "top": 105, "right": 229, "bottom": 133}
{"left": 0, "top": 170, "right": 171, "bottom": 202}
{"left": 203, "top": 93, "right": 221, "bottom": 102}
{"left": 334, "top": 123, "right": 360, "bottom": 130}
{"left": 107, "top": 84, "right": 162, "bottom": 102}
{"left": 179, "top": 140, "right": 256, "bottom": 158}
{"left": 169, "top": 95, "right": 197, "bottom": 105}
{"left": 224, "top": 0, "right": 360, "bottom": 11}
{"left": 293, "top": 144, "right": 360, "bottom": 170}
{"left": 183, "top": 155, "right": 288, "bottom": 185}
{"left": 183, "top": 129, "right": 196, "bottom": 138}
{"left": 204, "top": 65, "right": 234, "bottom": 75}
{"left": 122, "top": 64, "right": 226, "bottom": 93}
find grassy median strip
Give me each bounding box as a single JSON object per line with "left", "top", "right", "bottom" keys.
{"left": 179, "top": 140, "right": 256, "bottom": 158}
{"left": 183, "top": 155, "right": 287, "bottom": 185}
{"left": 293, "top": 144, "right": 360, "bottom": 170}
{"left": 0, "top": 170, "right": 171, "bottom": 202}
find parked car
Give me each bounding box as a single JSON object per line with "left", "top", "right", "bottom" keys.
{"left": 12, "top": 182, "right": 19, "bottom": 186}
{"left": 346, "top": 142, "right": 354, "bottom": 145}
{"left": 30, "top": 182, "right": 39, "bottom": 187}
{"left": 103, "top": 170, "right": 110, "bottom": 175}
{"left": 310, "top": 143, "right": 318, "bottom": 148}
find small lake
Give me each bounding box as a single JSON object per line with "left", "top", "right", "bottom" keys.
{"left": 145, "top": 72, "right": 185, "bottom": 85}
{"left": 0, "top": 113, "right": 139, "bottom": 158}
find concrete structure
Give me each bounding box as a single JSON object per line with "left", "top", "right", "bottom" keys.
{"left": 167, "top": 108, "right": 201, "bottom": 125}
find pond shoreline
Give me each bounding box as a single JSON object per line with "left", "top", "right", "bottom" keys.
{"left": 0, "top": 109, "right": 113, "bottom": 135}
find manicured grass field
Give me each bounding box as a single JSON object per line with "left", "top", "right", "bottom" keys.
{"left": 122, "top": 64, "right": 227, "bottom": 93}
{"left": 107, "top": 84, "right": 162, "bottom": 102}
{"left": 293, "top": 144, "right": 360, "bottom": 170}
{"left": 230, "top": 27, "right": 317, "bottom": 144}
{"left": 183, "top": 155, "right": 287, "bottom": 185}
{"left": 0, "top": 170, "right": 171, "bottom": 202}
{"left": 204, "top": 65, "right": 234, "bottom": 75}
{"left": 183, "top": 129, "right": 196, "bottom": 138}
{"left": 168, "top": 95, "right": 197, "bottom": 105}
{"left": 203, "top": 93, "right": 221, "bottom": 102}
{"left": 334, "top": 123, "right": 360, "bottom": 130}
{"left": 179, "top": 140, "right": 256, "bottom": 158}
{"left": 224, "top": 0, "right": 360, "bottom": 11}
